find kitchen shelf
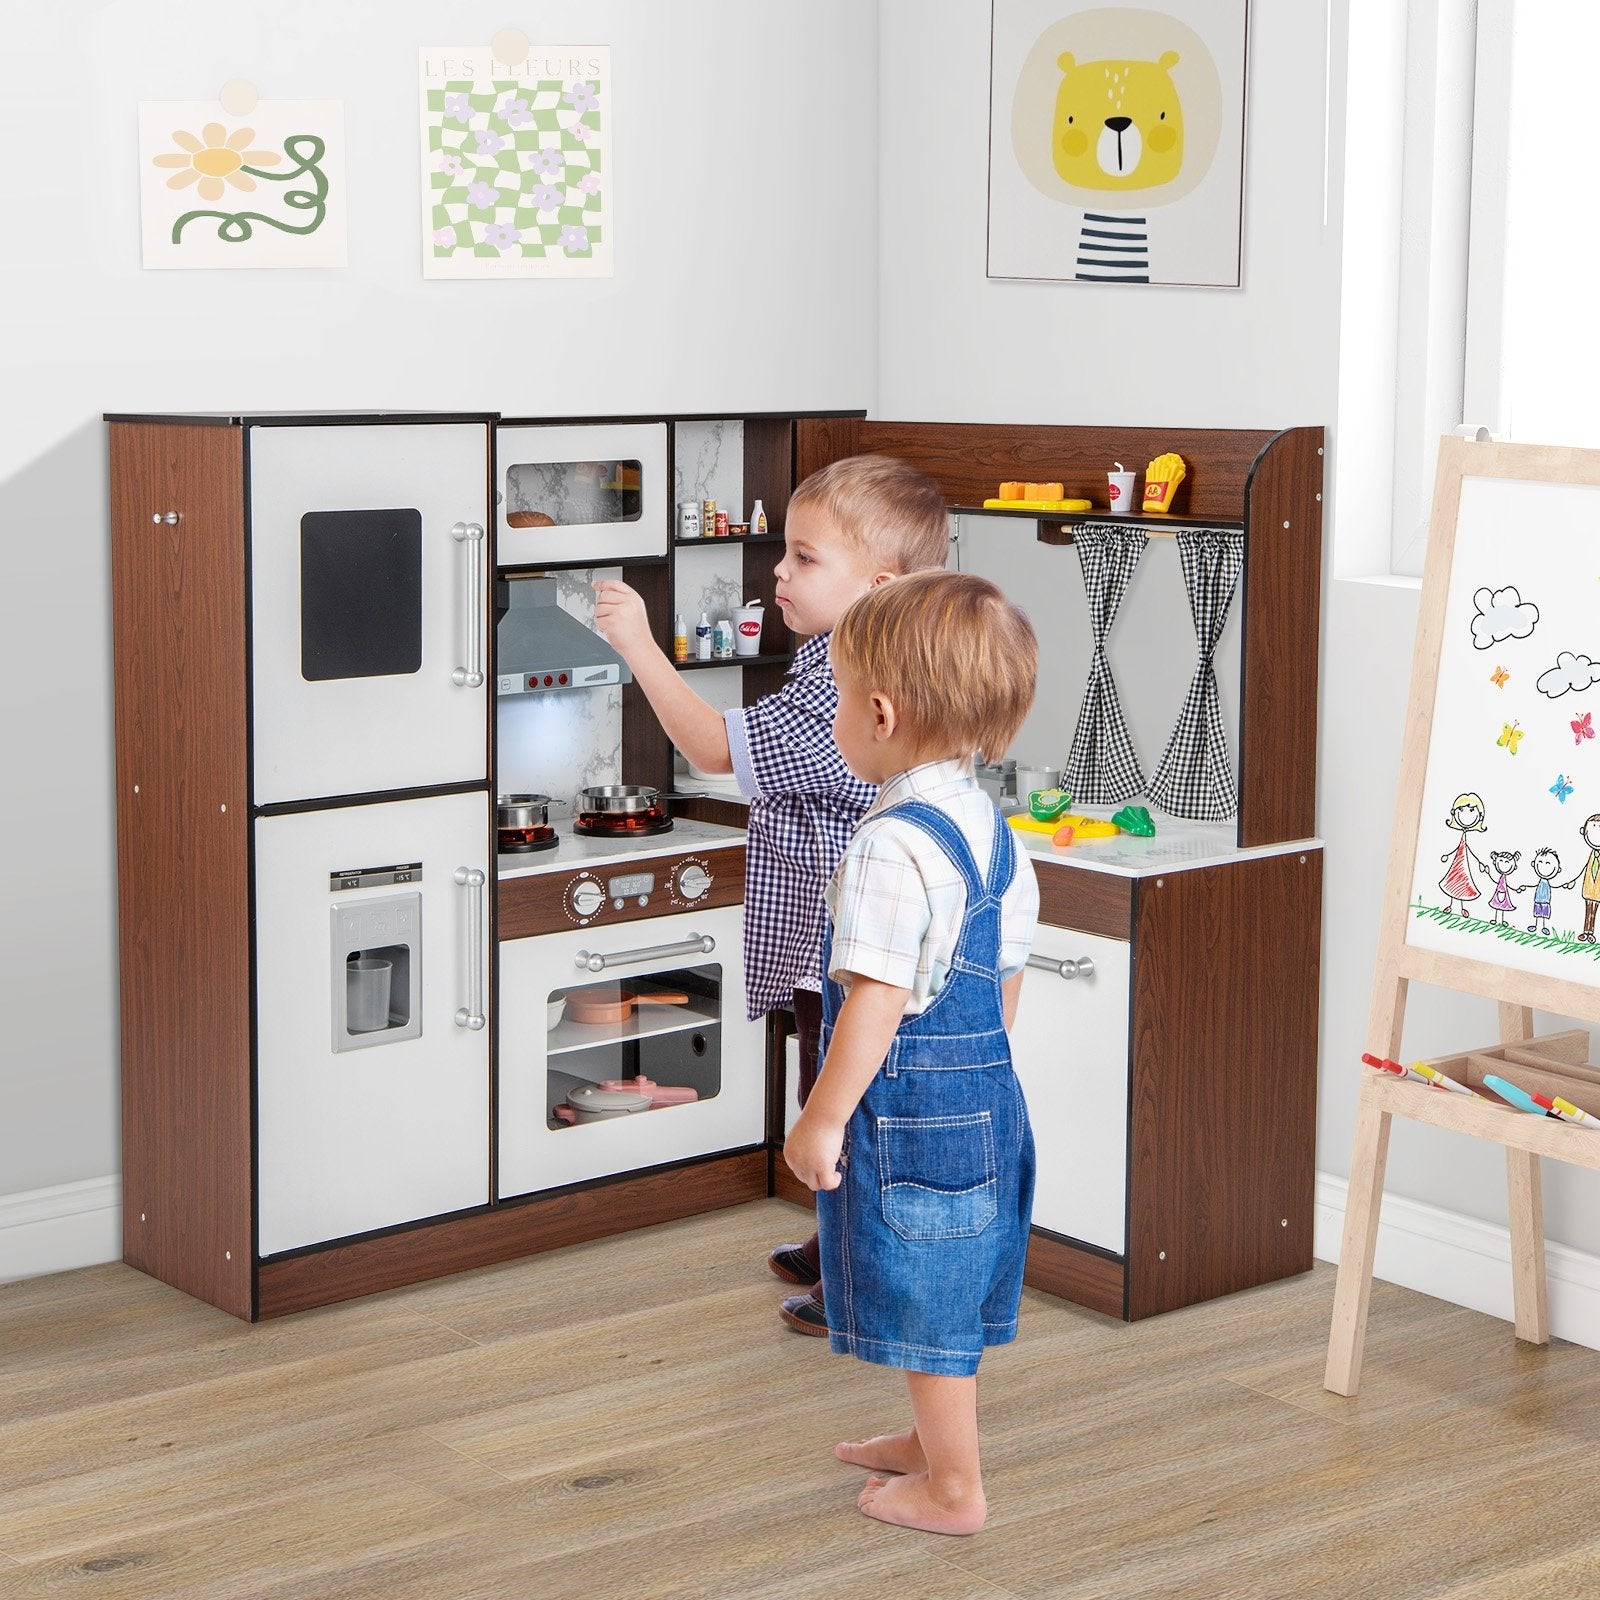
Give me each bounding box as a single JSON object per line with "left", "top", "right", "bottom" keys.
{"left": 673, "top": 533, "right": 785, "bottom": 547}
{"left": 546, "top": 993, "right": 720, "bottom": 1058}
{"left": 950, "top": 505, "right": 1245, "bottom": 533}
{"left": 674, "top": 653, "right": 791, "bottom": 671}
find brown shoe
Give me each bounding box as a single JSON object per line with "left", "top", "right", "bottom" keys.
{"left": 766, "top": 1243, "right": 821, "bottom": 1287}
{"left": 779, "top": 1292, "right": 829, "bottom": 1336}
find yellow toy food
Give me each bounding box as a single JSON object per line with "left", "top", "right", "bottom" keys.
{"left": 1142, "top": 452, "right": 1187, "bottom": 513}
{"left": 998, "top": 480, "right": 1027, "bottom": 500}
{"left": 1026, "top": 481, "right": 1065, "bottom": 500}
{"left": 1008, "top": 812, "right": 1121, "bottom": 840}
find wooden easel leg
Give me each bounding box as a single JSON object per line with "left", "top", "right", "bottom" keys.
{"left": 1499, "top": 1002, "right": 1550, "bottom": 1345}
{"left": 1324, "top": 1071, "right": 1394, "bottom": 1397}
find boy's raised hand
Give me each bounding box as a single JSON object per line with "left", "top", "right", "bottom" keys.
{"left": 592, "top": 579, "right": 655, "bottom": 664}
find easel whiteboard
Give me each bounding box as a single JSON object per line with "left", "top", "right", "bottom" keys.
{"left": 1390, "top": 438, "right": 1600, "bottom": 1023}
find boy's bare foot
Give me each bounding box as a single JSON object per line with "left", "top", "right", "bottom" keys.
{"left": 834, "top": 1430, "right": 927, "bottom": 1475}
{"left": 857, "top": 1471, "right": 987, "bottom": 1535}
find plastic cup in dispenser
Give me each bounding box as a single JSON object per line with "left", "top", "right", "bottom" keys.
{"left": 346, "top": 957, "right": 393, "bottom": 1033}
{"left": 1107, "top": 463, "right": 1137, "bottom": 515}
{"left": 733, "top": 602, "right": 765, "bottom": 656}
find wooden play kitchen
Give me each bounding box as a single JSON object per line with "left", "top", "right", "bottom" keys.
{"left": 108, "top": 408, "right": 1323, "bottom": 1321}
{"left": 1327, "top": 436, "right": 1600, "bottom": 1396}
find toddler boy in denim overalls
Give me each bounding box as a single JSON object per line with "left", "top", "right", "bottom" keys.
{"left": 785, "top": 570, "right": 1040, "bottom": 1535}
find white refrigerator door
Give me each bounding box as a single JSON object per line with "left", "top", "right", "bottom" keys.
{"left": 256, "top": 792, "right": 491, "bottom": 1256}
{"left": 1010, "top": 924, "right": 1131, "bottom": 1254}
{"left": 249, "top": 422, "right": 490, "bottom": 805}
{"left": 497, "top": 904, "right": 763, "bottom": 1198}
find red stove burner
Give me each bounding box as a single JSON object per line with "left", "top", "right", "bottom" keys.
{"left": 571, "top": 807, "right": 674, "bottom": 838}
{"left": 498, "top": 824, "right": 560, "bottom": 853}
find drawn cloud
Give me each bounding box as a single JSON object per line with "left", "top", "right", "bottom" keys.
{"left": 1536, "top": 650, "right": 1600, "bottom": 699}
{"left": 1470, "top": 586, "right": 1539, "bottom": 650}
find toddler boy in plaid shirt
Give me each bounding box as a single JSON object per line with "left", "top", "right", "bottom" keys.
{"left": 594, "top": 455, "right": 949, "bottom": 1333}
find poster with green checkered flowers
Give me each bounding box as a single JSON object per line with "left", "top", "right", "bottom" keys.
{"left": 419, "top": 47, "right": 610, "bottom": 279}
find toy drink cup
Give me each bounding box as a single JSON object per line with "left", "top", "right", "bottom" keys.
{"left": 1107, "top": 464, "right": 1136, "bottom": 514}
{"left": 732, "top": 602, "right": 765, "bottom": 656}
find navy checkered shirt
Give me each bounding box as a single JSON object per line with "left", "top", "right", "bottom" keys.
{"left": 725, "top": 633, "right": 876, "bottom": 1020}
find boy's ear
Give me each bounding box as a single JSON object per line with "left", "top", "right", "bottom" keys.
{"left": 871, "top": 690, "right": 898, "bottom": 742}
{"left": 867, "top": 569, "right": 897, "bottom": 590}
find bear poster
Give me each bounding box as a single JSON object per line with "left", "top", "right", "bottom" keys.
{"left": 988, "top": 1, "right": 1248, "bottom": 286}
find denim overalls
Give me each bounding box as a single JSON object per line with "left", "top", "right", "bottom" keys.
{"left": 815, "top": 799, "right": 1036, "bottom": 1377}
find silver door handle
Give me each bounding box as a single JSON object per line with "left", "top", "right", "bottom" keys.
{"left": 451, "top": 521, "right": 486, "bottom": 688}
{"left": 1027, "top": 953, "right": 1096, "bottom": 980}
{"left": 574, "top": 934, "right": 715, "bottom": 973}
{"left": 454, "top": 865, "right": 487, "bottom": 1028}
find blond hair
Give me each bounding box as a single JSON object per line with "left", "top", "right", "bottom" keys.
{"left": 831, "top": 570, "right": 1037, "bottom": 762}
{"left": 788, "top": 454, "right": 949, "bottom": 575}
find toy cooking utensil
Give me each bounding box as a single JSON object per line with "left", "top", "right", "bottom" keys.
{"left": 564, "top": 986, "right": 691, "bottom": 1025}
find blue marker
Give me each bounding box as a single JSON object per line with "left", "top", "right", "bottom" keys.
{"left": 1483, "top": 1074, "right": 1559, "bottom": 1117}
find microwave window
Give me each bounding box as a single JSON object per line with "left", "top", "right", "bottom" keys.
{"left": 300, "top": 509, "right": 424, "bottom": 682}
{"left": 504, "top": 459, "right": 643, "bottom": 529}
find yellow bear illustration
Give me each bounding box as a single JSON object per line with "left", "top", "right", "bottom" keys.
{"left": 1051, "top": 50, "right": 1184, "bottom": 190}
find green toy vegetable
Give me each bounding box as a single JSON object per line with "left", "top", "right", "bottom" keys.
{"left": 1111, "top": 804, "right": 1156, "bottom": 837}
{"left": 1028, "top": 787, "right": 1074, "bottom": 822}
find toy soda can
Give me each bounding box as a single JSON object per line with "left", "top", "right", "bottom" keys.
{"left": 702, "top": 499, "right": 717, "bottom": 536}
{"left": 715, "top": 509, "right": 729, "bottom": 538}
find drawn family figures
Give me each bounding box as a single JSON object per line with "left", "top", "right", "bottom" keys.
{"left": 1485, "top": 849, "right": 1521, "bottom": 925}
{"left": 1437, "top": 792, "right": 1490, "bottom": 916}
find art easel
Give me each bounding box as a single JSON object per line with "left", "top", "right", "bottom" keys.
{"left": 1325, "top": 435, "right": 1600, "bottom": 1397}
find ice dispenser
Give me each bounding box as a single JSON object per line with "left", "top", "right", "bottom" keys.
{"left": 330, "top": 870, "right": 423, "bottom": 1051}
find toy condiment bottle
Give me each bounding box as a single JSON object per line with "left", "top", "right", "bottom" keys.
{"left": 673, "top": 615, "right": 688, "bottom": 662}
{"left": 750, "top": 498, "right": 767, "bottom": 537}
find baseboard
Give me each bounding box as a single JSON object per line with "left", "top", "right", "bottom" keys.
{"left": 0, "top": 1176, "right": 121, "bottom": 1285}
{"left": 1315, "top": 1170, "right": 1600, "bottom": 1352}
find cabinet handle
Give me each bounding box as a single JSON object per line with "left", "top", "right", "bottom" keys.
{"left": 574, "top": 933, "right": 715, "bottom": 973}
{"left": 453, "top": 865, "right": 487, "bottom": 1029}
{"left": 1027, "top": 953, "right": 1096, "bottom": 980}
{"left": 451, "top": 521, "right": 486, "bottom": 688}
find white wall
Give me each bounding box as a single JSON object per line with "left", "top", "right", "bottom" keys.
{"left": 0, "top": 2, "right": 876, "bottom": 1227}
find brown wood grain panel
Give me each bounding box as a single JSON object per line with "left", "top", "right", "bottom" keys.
{"left": 1025, "top": 1233, "right": 1127, "bottom": 1320}
{"left": 743, "top": 417, "right": 795, "bottom": 537}
{"left": 795, "top": 416, "right": 862, "bottom": 482}
{"left": 621, "top": 558, "right": 672, "bottom": 792}
{"left": 496, "top": 844, "right": 746, "bottom": 940}
{"left": 1238, "top": 427, "right": 1324, "bottom": 847}
{"left": 110, "top": 421, "right": 253, "bottom": 1319}
{"left": 255, "top": 1150, "right": 768, "bottom": 1317}
{"left": 1126, "top": 850, "right": 1322, "bottom": 1319}
{"left": 1032, "top": 859, "right": 1133, "bottom": 939}
{"left": 818, "top": 421, "right": 1278, "bottom": 522}
{"left": 771, "top": 1164, "right": 815, "bottom": 1210}
{"left": 669, "top": 795, "right": 750, "bottom": 829}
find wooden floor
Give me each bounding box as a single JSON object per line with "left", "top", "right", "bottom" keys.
{"left": 5, "top": 1200, "right": 1600, "bottom": 1599}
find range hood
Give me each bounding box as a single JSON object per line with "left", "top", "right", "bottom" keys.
{"left": 495, "top": 576, "right": 633, "bottom": 697}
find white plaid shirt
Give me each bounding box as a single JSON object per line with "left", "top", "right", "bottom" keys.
{"left": 726, "top": 633, "right": 877, "bottom": 1019}
{"left": 825, "top": 760, "right": 1039, "bottom": 1013}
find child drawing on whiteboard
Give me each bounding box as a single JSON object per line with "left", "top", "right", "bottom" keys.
{"left": 1485, "top": 849, "right": 1521, "bottom": 925}
{"left": 1518, "top": 847, "right": 1562, "bottom": 937}
{"left": 1437, "top": 792, "right": 1490, "bottom": 917}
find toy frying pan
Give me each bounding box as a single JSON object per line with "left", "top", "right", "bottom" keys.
{"left": 564, "top": 986, "right": 691, "bottom": 1025}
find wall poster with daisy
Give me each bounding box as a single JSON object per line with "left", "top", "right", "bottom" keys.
{"left": 138, "top": 102, "right": 347, "bottom": 269}
{"left": 420, "top": 47, "right": 610, "bottom": 280}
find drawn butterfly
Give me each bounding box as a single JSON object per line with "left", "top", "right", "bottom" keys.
{"left": 1575, "top": 711, "right": 1594, "bottom": 745}
{"left": 1491, "top": 665, "right": 1510, "bottom": 687}
{"left": 1498, "top": 720, "right": 1525, "bottom": 754}
{"left": 1553, "top": 774, "right": 1576, "bottom": 804}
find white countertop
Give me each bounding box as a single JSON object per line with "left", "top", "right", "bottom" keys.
{"left": 497, "top": 817, "right": 748, "bottom": 879}
{"left": 1005, "top": 806, "right": 1321, "bottom": 878}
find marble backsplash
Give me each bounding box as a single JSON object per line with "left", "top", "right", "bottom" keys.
{"left": 673, "top": 417, "right": 766, "bottom": 648}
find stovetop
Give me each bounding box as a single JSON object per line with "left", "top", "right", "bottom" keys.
{"left": 496, "top": 816, "right": 747, "bottom": 879}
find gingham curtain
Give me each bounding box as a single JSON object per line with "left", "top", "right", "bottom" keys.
{"left": 1146, "top": 528, "right": 1244, "bottom": 820}
{"left": 1063, "top": 524, "right": 1148, "bottom": 805}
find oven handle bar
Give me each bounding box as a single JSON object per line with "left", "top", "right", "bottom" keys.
{"left": 1027, "top": 953, "right": 1096, "bottom": 980}
{"left": 451, "top": 521, "right": 486, "bottom": 688}
{"left": 574, "top": 934, "right": 716, "bottom": 973}
{"left": 454, "top": 865, "right": 487, "bottom": 1028}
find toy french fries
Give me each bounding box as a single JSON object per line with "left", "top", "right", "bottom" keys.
{"left": 1142, "top": 451, "right": 1187, "bottom": 513}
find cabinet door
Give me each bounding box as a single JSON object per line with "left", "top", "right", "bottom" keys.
{"left": 1010, "top": 923, "right": 1131, "bottom": 1254}
{"left": 249, "top": 422, "right": 490, "bottom": 804}
{"left": 255, "top": 791, "right": 491, "bottom": 1255}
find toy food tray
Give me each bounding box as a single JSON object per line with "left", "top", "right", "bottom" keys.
{"left": 982, "top": 497, "right": 1094, "bottom": 513}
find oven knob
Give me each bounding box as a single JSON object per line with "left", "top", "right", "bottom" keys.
{"left": 570, "top": 878, "right": 605, "bottom": 917}
{"left": 676, "top": 863, "right": 711, "bottom": 901}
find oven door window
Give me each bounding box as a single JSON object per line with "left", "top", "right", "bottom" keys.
{"left": 300, "top": 509, "right": 424, "bottom": 682}
{"left": 504, "top": 458, "right": 642, "bottom": 529}
{"left": 545, "top": 965, "right": 721, "bottom": 1129}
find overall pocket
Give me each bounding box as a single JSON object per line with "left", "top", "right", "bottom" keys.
{"left": 877, "top": 1112, "right": 998, "bottom": 1241}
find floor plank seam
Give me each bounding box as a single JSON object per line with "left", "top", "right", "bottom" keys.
{"left": 415, "top": 1431, "right": 519, "bottom": 1483}
{"left": 927, "top": 1547, "right": 1030, "bottom": 1597}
